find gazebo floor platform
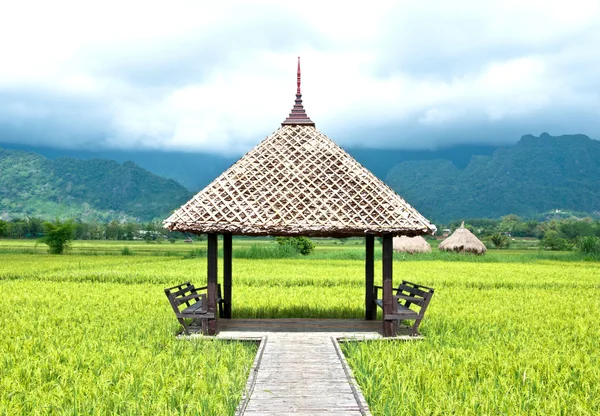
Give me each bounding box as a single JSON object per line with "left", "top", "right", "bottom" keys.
{"left": 184, "top": 318, "right": 422, "bottom": 341}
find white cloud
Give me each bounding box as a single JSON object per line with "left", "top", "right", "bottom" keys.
{"left": 0, "top": 0, "right": 599, "bottom": 153}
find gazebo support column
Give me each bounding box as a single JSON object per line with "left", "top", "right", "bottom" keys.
{"left": 206, "top": 233, "right": 218, "bottom": 335}
{"left": 223, "top": 233, "right": 232, "bottom": 319}
{"left": 382, "top": 233, "right": 397, "bottom": 337}
{"left": 365, "top": 234, "right": 376, "bottom": 320}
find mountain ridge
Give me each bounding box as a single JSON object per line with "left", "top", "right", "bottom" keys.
{"left": 386, "top": 133, "right": 600, "bottom": 222}
{"left": 0, "top": 147, "right": 192, "bottom": 221}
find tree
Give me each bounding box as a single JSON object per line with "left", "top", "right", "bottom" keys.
{"left": 498, "top": 214, "right": 521, "bottom": 236}
{"left": 577, "top": 236, "right": 600, "bottom": 255}
{"left": 490, "top": 233, "right": 510, "bottom": 249}
{"left": 558, "top": 219, "right": 594, "bottom": 242}
{"left": 39, "top": 219, "right": 75, "bottom": 254}
{"left": 276, "top": 236, "right": 315, "bottom": 255}
{"left": 541, "top": 230, "right": 568, "bottom": 251}
{"left": 0, "top": 220, "right": 7, "bottom": 238}
{"left": 105, "top": 220, "right": 123, "bottom": 240}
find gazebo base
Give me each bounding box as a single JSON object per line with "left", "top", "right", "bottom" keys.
{"left": 179, "top": 318, "right": 422, "bottom": 340}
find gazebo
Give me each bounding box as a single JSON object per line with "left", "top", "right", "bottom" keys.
{"left": 164, "top": 58, "right": 436, "bottom": 337}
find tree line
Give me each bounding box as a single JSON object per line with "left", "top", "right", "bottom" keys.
{"left": 0, "top": 218, "right": 189, "bottom": 242}
{"left": 2, "top": 214, "right": 600, "bottom": 255}
{"left": 442, "top": 214, "right": 600, "bottom": 252}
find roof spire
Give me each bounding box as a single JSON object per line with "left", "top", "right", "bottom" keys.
{"left": 297, "top": 56, "right": 301, "bottom": 94}
{"left": 282, "top": 56, "right": 315, "bottom": 127}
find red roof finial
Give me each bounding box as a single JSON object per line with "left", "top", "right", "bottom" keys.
{"left": 282, "top": 56, "right": 315, "bottom": 127}
{"left": 297, "top": 56, "right": 301, "bottom": 95}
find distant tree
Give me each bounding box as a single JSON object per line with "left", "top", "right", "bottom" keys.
{"left": 0, "top": 220, "right": 7, "bottom": 238}
{"left": 24, "top": 217, "right": 44, "bottom": 238}
{"left": 558, "top": 219, "right": 594, "bottom": 242}
{"left": 105, "top": 220, "right": 123, "bottom": 240}
{"left": 9, "top": 219, "right": 26, "bottom": 239}
{"left": 541, "top": 230, "right": 568, "bottom": 251}
{"left": 276, "top": 236, "right": 315, "bottom": 255}
{"left": 490, "top": 233, "right": 510, "bottom": 249}
{"left": 124, "top": 223, "right": 139, "bottom": 240}
{"left": 498, "top": 214, "right": 521, "bottom": 236}
{"left": 39, "top": 219, "right": 75, "bottom": 254}
{"left": 576, "top": 236, "right": 600, "bottom": 255}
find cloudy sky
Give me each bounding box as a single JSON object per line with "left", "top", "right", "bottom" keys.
{"left": 1, "top": 0, "right": 599, "bottom": 154}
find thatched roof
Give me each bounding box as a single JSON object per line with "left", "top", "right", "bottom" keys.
{"left": 164, "top": 60, "right": 436, "bottom": 237}
{"left": 438, "top": 222, "right": 486, "bottom": 254}
{"left": 393, "top": 235, "right": 432, "bottom": 254}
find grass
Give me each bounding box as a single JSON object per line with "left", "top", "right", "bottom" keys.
{"left": 0, "top": 238, "right": 590, "bottom": 263}
{"left": 341, "top": 284, "right": 600, "bottom": 414}
{"left": 0, "top": 280, "right": 257, "bottom": 415}
{"left": 0, "top": 238, "right": 599, "bottom": 414}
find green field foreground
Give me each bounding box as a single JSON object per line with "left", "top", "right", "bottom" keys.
{"left": 1, "top": 240, "right": 599, "bottom": 415}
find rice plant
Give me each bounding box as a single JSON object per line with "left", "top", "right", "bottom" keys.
{"left": 0, "top": 239, "right": 599, "bottom": 415}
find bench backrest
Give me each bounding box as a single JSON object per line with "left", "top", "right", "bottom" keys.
{"left": 395, "top": 280, "right": 434, "bottom": 313}
{"left": 164, "top": 281, "right": 207, "bottom": 313}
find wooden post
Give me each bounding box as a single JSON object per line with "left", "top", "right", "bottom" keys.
{"left": 365, "top": 234, "right": 376, "bottom": 320}
{"left": 382, "top": 233, "right": 397, "bottom": 336}
{"left": 223, "top": 233, "right": 232, "bottom": 319}
{"left": 207, "top": 233, "right": 218, "bottom": 335}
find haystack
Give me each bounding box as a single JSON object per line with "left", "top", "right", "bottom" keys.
{"left": 393, "top": 235, "right": 431, "bottom": 254}
{"left": 438, "top": 222, "right": 486, "bottom": 254}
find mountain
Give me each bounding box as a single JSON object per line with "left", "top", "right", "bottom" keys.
{"left": 0, "top": 144, "right": 237, "bottom": 192}
{"left": 386, "top": 133, "right": 600, "bottom": 222}
{"left": 0, "top": 142, "right": 499, "bottom": 191}
{"left": 0, "top": 147, "right": 192, "bottom": 221}
{"left": 347, "top": 144, "right": 499, "bottom": 180}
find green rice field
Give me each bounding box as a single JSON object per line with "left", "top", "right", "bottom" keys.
{"left": 1, "top": 238, "right": 599, "bottom": 415}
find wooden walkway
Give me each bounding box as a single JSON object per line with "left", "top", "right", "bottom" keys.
{"left": 200, "top": 319, "right": 417, "bottom": 415}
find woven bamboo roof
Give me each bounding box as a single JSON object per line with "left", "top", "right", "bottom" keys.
{"left": 164, "top": 60, "right": 436, "bottom": 237}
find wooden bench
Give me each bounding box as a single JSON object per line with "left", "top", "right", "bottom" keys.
{"left": 164, "top": 282, "right": 224, "bottom": 335}
{"left": 374, "top": 280, "right": 434, "bottom": 336}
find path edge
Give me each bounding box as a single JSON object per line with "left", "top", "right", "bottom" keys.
{"left": 235, "top": 335, "right": 268, "bottom": 416}
{"left": 332, "top": 336, "right": 372, "bottom": 416}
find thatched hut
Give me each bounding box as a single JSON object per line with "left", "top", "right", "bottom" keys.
{"left": 393, "top": 235, "right": 431, "bottom": 254}
{"left": 163, "top": 58, "right": 436, "bottom": 336}
{"left": 438, "top": 222, "right": 486, "bottom": 254}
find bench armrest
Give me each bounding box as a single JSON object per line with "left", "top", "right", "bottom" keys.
{"left": 373, "top": 285, "right": 383, "bottom": 299}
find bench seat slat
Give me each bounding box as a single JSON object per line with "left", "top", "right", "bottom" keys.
{"left": 176, "top": 311, "right": 215, "bottom": 319}
{"left": 395, "top": 295, "right": 424, "bottom": 304}
{"left": 181, "top": 300, "right": 205, "bottom": 314}
{"left": 396, "top": 304, "right": 419, "bottom": 315}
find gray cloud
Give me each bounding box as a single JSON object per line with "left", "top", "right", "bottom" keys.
{"left": 1, "top": 1, "right": 599, "bottom": 154}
